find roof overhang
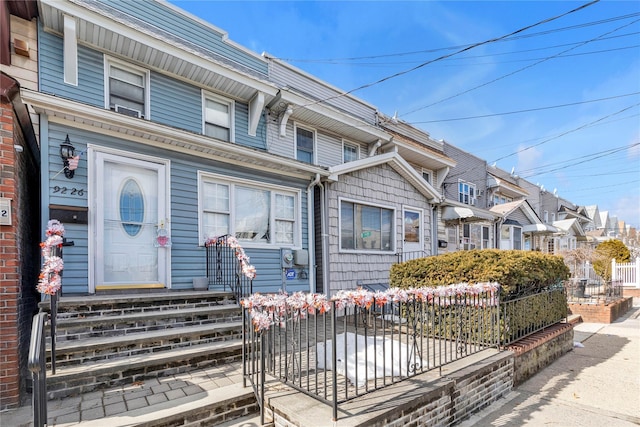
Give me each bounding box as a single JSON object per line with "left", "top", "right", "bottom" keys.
{"left": 22, "top": 89, "right": 328, "bottom": 180}
{"left": 487, "top": 173, "right": 528, "bottom": 198}
{"left": 522, "top": 223, "right": 559, "bottom": 234}
{"left": 38, "top": 0, "right": 280, "bottom": 104}
{"left": 328, "top": 151, "right": 443, "bottom": 203}
{"left": 441, "top": 204, "right": 496, "bottom": 222}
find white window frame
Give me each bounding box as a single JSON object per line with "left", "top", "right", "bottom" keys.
{"left": 198, "top": 171, "right": 301, "bottom": 248}
{"left": 458, "top": 180, "right": 477, "bottom": 206}
{"left": 294, "top": 123, "right": 316, "bottom": 164}
{"left": 421, "top": 169, "right": 432, "bottom": 184}
{"left": 104, "top": 56, "right": 150, "bottom": 119}
{"left": 202, "top": 91, "right": 235, "bottom": 143}
{"left": 338, "top": 197, "right": 395, "bottom": 253}
{"left": 544, "top": 210, "right": 549, "bottom": 223}
{"left": 342, "top": 140, "right": 359, "bottom": 163}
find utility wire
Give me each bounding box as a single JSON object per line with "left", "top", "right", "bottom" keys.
{"left": 491, "top": 103, "right": 640, "bottom": 164}
{"left": 410, "top": 92, "right": 640, "bottom": 124}
{"left": 278, "top": 10, "right": 636, "bottom": 63}
{"left": 294, "top": 0, "right": 600, "bottom": 110}
{"left": 401, "top": 17, "right": 640, "bottom": 117}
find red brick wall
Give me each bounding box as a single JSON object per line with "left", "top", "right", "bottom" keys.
{"left": 568, "top": 297, "right": 633, "bottom": 323}
{"left": 0, "top": 96, "right": 40, "bottom": 410}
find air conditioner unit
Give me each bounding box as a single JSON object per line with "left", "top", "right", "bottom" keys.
{"left": 115, "top": 104, "right": 141, "bottom": 118}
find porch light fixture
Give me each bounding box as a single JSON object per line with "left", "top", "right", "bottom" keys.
{"left": 60, "top": 135, "right": 76, "bottom": 179}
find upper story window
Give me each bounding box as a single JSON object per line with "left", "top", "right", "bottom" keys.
{"left": 199, "top": 172, "right": 300, "bottom": 247}
{"left": 544, "top": 210, "right": 549, "bottom": 223}
{"left": 422, "top": 169, "right": 432, "bottom": 184}
{"left": 343, "top": 141, "right": 359, "bottom": 163}
{"left": 295, "top": 125, "right": 315, "bottom": 163}
{"left": 106, "top": 58, "right": 149, "bottom": 119}
{"left": 340, "top": 199, "right": 394, "bottom": 252}
{"left": 458, "top": 181, "right": 476, "bottom": 205}
{"left": 493, "top": 194, "right": 512, "bottom": 206}
{"left": 203, "top": 92, "right": 234, "bottom": 142}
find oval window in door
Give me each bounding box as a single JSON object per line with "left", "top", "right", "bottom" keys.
{"left": 119, "top": 178, "right": 144, "bottom": 236}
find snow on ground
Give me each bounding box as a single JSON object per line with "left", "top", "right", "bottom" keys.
{"left": 316, "top": 332, "right": 425, "bottom": 387}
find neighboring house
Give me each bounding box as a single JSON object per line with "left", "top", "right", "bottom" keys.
{"left": 0, "top": 0, "right": 40, "bottom": 410}
{"left": 552, "top": 218, "right": 585, "bottom": 252}
{"left": 440, "top": 143, "right": 497, "bottom": 252}
{"left": 490, "top": 200, "right": 545, "bottom": 251}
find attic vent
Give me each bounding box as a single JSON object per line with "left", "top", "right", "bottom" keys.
{"left": 115, "top": 105, "right": 141, "bottom": 118}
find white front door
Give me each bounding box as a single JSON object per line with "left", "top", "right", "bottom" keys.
{"left": 92, "top": 150, "right": 169, "bottom": 290}
{"left": 402, "top": 207, "right": 424, "bottom": 261}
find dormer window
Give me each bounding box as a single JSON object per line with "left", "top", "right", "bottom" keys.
{"left": 106, "top": 58, "right": 149, "bottom": 119}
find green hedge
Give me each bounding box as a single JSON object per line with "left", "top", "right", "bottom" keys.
{"left": 390, "top": 249, "right": 570, "bottom": 300}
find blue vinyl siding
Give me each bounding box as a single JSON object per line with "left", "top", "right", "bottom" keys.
{"left": 48, "top": 128, "right": 88, "bottom": 209}
{"left": 97, "top": 0, "right": 268, "bottom": 76}
{"left": 39, "top": 27, "right": 104, "bottom": 108}
{"left": 234, "top": 102, "right": 267, "bottom": 150}
{"left": 46, "top": 123, "right": 309, "bottom": 294}
{"left": 58, "top": 223, "right": 89, "bottom": 295}
{"left": 150, "top": 72, "right": 202, "bottom": 133}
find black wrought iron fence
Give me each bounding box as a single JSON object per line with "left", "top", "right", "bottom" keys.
{"left": 242, "top": 284, "right": 501, "bottom": 422}
{"left": 499, "top": 288, "right": 567, "bottom": 346}
{"left": 565, "top": 279, "right": 623, "bottom": 305}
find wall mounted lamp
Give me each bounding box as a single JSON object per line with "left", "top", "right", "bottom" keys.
{"left": 60, "top": 135, "right": 76, "bottom": 179}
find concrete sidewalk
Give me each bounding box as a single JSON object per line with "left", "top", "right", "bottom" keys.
{"left": 461, "top": 300, "right": 640, "bottom": 427}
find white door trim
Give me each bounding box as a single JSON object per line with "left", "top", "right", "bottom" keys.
{"left": 402, "top": 205, "right": 424, "bottom": 261}
{"left": 88, "top": 145, "right": 171, "bottom": 293}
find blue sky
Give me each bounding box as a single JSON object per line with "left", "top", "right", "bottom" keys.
{"left": 169, "top": 0, "right": 640, "bottom": 229}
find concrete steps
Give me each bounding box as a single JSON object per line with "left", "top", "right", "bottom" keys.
{"left": 35, "top": 290, "right": 259, "bottom": 425}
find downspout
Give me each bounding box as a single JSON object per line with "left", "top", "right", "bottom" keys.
{"left": 307, "top": 173, "right": 321, "bottom": 293}
{"left": 368, "top": 139, "right": 382, "bottom": 157}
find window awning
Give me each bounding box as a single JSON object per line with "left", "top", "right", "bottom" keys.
{"left": 522, "top": 223, "right": 558, "bottom": 234}
{"left": 441, "top": 206, "right": 495, "bottom": 222}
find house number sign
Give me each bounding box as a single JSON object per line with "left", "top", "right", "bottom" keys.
{"left": 0, "top": 198, "right": 12, "bottom": 225}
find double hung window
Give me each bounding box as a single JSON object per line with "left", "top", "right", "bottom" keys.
{"left": 343, "top": 141, "right": 359, "bottom": 163}
{"left": 295, "top": 125, "right": 315, "bottom": 163}
{"left": 199, "top": 173, "right": 299, "bottom": 246}
{"left": 458, "top": 181, "right": 476, "bottom": 205}
{"left": 106, "top": 59, "right": 148, "bottom": 118}
{"left": 204, "top": 93, "right": 234, "bottom": 142}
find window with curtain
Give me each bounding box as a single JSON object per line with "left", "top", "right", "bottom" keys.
{"left": 204, "top": 95, "right": 233, "bottom": 142}
{"left": 107, "top": 60, "right": 148, "bottom": 118}
{"left": 199, "top": 174, "right": 299, "bottom": 246}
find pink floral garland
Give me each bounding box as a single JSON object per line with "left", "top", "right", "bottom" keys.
{"left": 37, "top": 220, "right": 65, "bottom": 295}
{"left": 242, "top": 282, "right": 501, "bottom": 332}
{"left": 205, "top": 235, "right": 256, "bottom": 279}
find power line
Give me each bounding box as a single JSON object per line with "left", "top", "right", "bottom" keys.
{"left": 410, "top": 92, "right": 640, "bottom": 124}
{"left": 401, "top": 17, "right": 640, "bottom": 118}
{"left": 277, "top": 10, "right": 637, "bottom": 63}
{"left": 519, "top": 142, "right": 640, "bottom": 178}
{"left": 491, "top": 102, "right": 640, "bottom": 164}
{"left": 294, "top": 0, "right": 600, "bottom": 111}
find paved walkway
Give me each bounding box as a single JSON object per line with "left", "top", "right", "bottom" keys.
{"left": 461, "top": 300, "right": 640, "bottom": 427}
{"left": 0, "top": 362, "right": 245, "bottom": 427}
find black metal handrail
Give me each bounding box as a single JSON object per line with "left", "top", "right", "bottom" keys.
{"left": 205, "top": 235, "right": 253, "bottom": 302}
{"left": 28, "top": 311, "right": 48, "bottom": 427}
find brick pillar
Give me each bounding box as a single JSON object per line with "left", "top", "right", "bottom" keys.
{"left": 0, "top": 96, "right": 21, "bottom": 409}
{"left": 0, "top": 77, "right": 40, "bottom": 410}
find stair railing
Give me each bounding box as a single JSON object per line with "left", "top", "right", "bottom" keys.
{"left": 28, "top": 311, "right": 48, "bottom": 427}
{"left": 205, "top": 235, "right": 254, "bottom": 302}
